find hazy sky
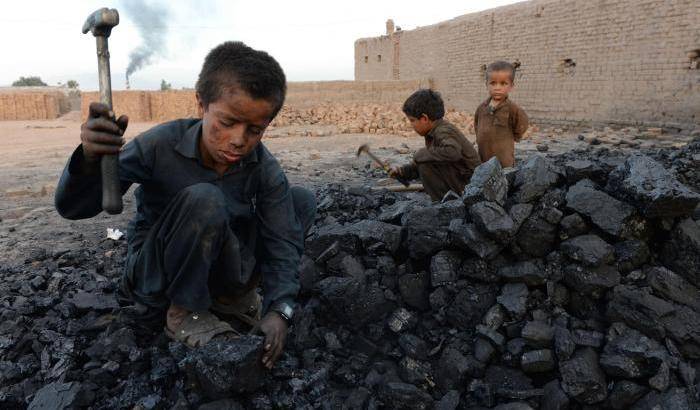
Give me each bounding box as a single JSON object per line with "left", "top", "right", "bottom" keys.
{"left": 0, "top": 0, "right": 521, "bottom": 90}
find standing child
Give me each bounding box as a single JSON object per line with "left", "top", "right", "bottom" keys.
{"left": 474, "top": 61, "right": 529, "bottom": 167}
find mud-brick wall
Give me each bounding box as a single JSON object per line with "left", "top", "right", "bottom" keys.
{"left": 355, "top": 0, "right": 700, "bottom": 130}
{"left": 81, "top": 91, "right": 195, "bottom": 122}
{"left": 0, "top": 90, "right": 69, "bottom": 120}
{"left": 81, "top": 80, "right": 428, "bottom": 122}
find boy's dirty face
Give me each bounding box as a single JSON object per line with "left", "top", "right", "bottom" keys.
{"left": 197, "top": 86, "right": 274, "bottom": 170}
{"left": 407, "top": 114, "right": 433, "bottom": 136}
{"left": 487, "top": 70, "right": 514, "bottom": 102}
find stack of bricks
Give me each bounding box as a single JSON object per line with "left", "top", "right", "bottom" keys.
{"left": 0, "top": 89, "right": 69, "bottom": 120}
{"left": 270, "top": 103, "right": 477, "bottom": 137}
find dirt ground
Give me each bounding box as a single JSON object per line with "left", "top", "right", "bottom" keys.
{"left": 0, "top": 114, "right": 693, "bottom": 266}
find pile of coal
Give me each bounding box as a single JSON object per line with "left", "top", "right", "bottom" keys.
{"left": 2, "top": 140, "right": 700, "bottom": 409}
{"left": 290, "top": 150, "right": 700, "bottom": 408}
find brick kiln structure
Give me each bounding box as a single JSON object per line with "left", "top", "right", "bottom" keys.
{"left": 355, "top": 0, "right": 700, "bottom": 131}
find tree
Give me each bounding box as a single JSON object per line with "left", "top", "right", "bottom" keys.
{"left": 66, "top": 80, "right": 79, "bottom": 89}
{"left": 160, "top": 79, "right": 172, "bottom": 91}
{"left": 12, "top": 76, "right": 47, "bottom": 87}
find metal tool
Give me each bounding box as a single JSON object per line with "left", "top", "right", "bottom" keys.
{"left": 82, "top": 8, "right": 122, "bottom": 214}
{"left": 356, "top": 143, "right": 410, "bottom": 187}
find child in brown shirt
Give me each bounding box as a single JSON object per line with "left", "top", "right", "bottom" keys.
{"left": 390, "top": 89, "right": 481, "bottom": 201}
{"left": 474, "top": 61, "right": 529, "bottom": 168}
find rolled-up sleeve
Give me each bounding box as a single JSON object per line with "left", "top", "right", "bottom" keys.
{"left": 256, "top": 162, "right": 304, "bottom": 311}
{"left": 54, "top": 138, "right": 153, "bottom": 220}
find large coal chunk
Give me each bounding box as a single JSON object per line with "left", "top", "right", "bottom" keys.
{"left": 511, "top": 155, "right": 562, "bottom": 203}
{"left": 566, "top": 179, "right": 643, "bottom": 238}
{"left": 540, "top": 380, "right": 570, "bottom": 410}
{"left": 606, "top": 154, "right": 700, "bottom": 218}
{"left": 607, "top": 285, "right": 700, "bottom": 357}
{"left": 306, "top": 223, "right": 362, "bottom": 259}
{"left": 562, "top": 264, "right": 620, "bottom": 298}
{"left": 405, "top": 224, "right": 449, "bottom": 260}
{"left": 430, "top": 251, "right": 462, "bottom": 287}
{"left": 28, "top": 382, "right": 93, "bottom": 410}
{"left": 378, "top": 198, "right": 429, "bottom": 224}
{"left": 317, "top": 276, "right": 392, "bottom": 327}
{"left": 497, "top": 260, "right": 548, "bottom": 286}
{"left": 599, "top": 322, "right": 668, "bottom": 378}
{"left": 399, "top": 272, "right": 431, "bottom": 311}
{"left": 560, "top": 234, "right": 614, "bottom": 267}
{"left": 379, "top": 382, "right": 434, "bottom": 409}
{"left": 631, "top": 388, "right": 698, "bottom": 410}
{"left": 497, "top": 283, "right": 529, "bottom": 318}
{"left": 559, "top": 348, "right": 607, "bottom": 404}
{"left": 436, "top": 348, "right": 484, "bottom": 391}
{"left": 515, "top": 214, "right": 558, "bottom": 257}
{"left": 564, "top": 159, "right": 606, "bottom": 185}
{"left": 348, "top": 219, "right": 402, "bottom": 255}
{"left": 661, "top": 218, "right": 700, "bottom": 287}
{"left": 614, "top": 240, "right": 650, "bottom": 273}
{"left": 306, "top": 219, "right": 401, "bottom": 258}
{"left": 606, "top": 285, "right": 675, "bottom": 340}
{"left": 463, "top": 157, "right": 508, "bottom": 206}
{"left": 402, "top": 201, "right": 466, "bottom": 227}
{"left": 606, "top": 381, "right": 648, "bottom": 410}
{"left": 647, "top": 266, "right": 700, "bottom": 311}
{"left": 449, "top": 220, "right": 503, "bottom": 259}
{"left": 180, "top": 336, "right": 266, "bottom": 398}
{"left": 470, "top": 201, "right": 516, "bottom": 243}
{"left": 446, "top": 284, "right": 498, "bottom": 330}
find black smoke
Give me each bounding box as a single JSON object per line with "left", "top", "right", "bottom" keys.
{"left": 121, "top": 0, "right": 169, "bottom": 79}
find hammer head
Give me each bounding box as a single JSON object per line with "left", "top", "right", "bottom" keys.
{"left": 356, "top": 143, "right": 370, "bottom": 157}
{"left": 82, "top": 8, "right": 119, "bottom": 37}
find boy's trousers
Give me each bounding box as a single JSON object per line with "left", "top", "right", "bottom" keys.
{"left": 119, "top": 182, "right": 316, "bottom": 314}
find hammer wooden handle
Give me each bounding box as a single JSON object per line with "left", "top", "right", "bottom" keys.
{"left": 95, "top": 30, "right": 122, "bottom": 214}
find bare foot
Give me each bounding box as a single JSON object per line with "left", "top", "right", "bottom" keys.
{"left": 166, "top": 303, "right": 189, "bottom": 332}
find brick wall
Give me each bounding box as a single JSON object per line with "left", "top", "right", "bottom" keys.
{"left": 354, "top": 0, "right": 700, "bottom": 130}
{"left": 81, "top": 80, "right": 429, "bottom": 122}
{"left": 0, "top": 88, "right": 70, "bottom": 120}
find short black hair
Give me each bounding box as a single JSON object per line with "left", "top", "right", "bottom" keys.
{"left": 402, "top": 89, "right": 445, "bottom": 121}
{"left": 486, "top": 60, "right": 516, "bottom": 82}
{"left": 196, "top": 41, "right": 286, "bottom": 117}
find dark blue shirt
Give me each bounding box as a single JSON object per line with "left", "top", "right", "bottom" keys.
{"left": 55, "top": 118, "right": 303, "bottom": 308}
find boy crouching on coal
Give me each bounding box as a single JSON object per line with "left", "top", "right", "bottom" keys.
{"left": 55, "top": 42, "right": 316, "bottom": 369}
{"left": 474, "top": 60, "right": 529, "bottom": 167}
{"left": 390, "top": 89, "right": 481, "bottom": 201}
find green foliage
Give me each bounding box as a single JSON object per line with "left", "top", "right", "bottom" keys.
{"left": 160, "top": 79, "right": 172, "bottom": 91}
{"left": 12, "top": 76, "right": 47, "bottom": 87}
{"left": 66, "top": 80, "right": 79, "bottom": 89}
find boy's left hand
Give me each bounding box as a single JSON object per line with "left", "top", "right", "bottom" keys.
{"left": 257, "top": 312, "right": 288, "bottom": 368}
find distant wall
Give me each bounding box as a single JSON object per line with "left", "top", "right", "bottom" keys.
{"left": 0, "top": 88, "right": 70, "bottom": 120}
{"left": 81, "top": 80, "right": 429, "bottom": 122}
{"left": 355, "top": 0, "right": 700, "bottom": 130}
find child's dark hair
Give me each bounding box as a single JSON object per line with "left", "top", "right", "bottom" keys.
{"left": 196, "top": 41, "right": 286, "bottom": 117}
{"left": 485, "top": 60, "right": 516, "bottom": 83}
{"left": 402, "top": 89, "right": 445, "bottom": 121}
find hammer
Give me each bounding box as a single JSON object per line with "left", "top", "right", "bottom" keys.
{"left": 83, "top": 8, "right": 122, "bottom": 215}
{"left": 356, "top": 144, "right": 410, "bottom": 187}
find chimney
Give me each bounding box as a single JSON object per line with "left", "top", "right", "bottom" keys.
{"left": 386, "top": 19, "right": 395, "bottom": 35}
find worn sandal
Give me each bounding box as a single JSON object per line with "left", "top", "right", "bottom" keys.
{"left": 164, "top": 311, "right": 239, "bottom": 348}
{"left": 211, "top": 292, "right": 262, "bottom": 328}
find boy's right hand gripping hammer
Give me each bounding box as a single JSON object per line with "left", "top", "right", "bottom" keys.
{"left": 82, "top": 8, "right": 123, "bottom": 214}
